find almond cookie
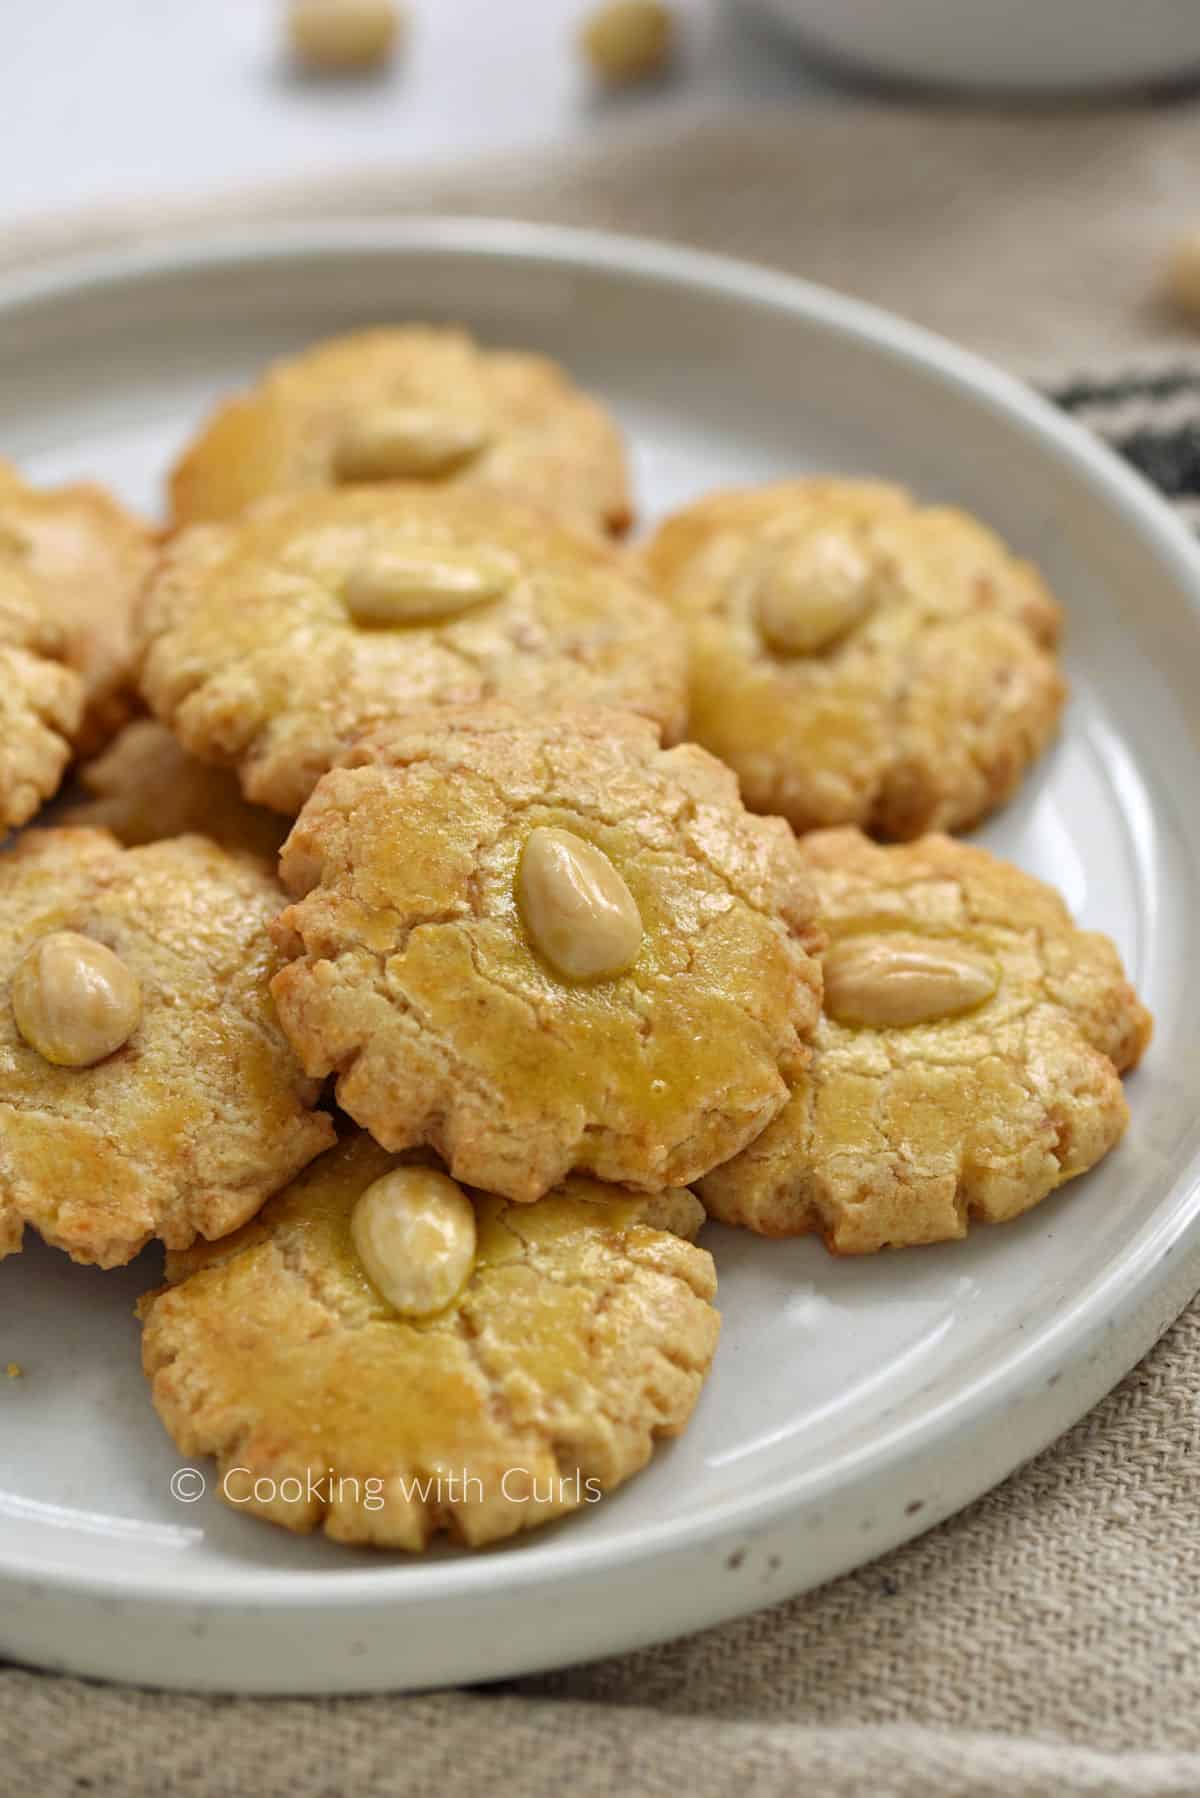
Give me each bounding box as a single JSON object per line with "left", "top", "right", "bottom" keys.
{"left": 139, "top": 1131, "right": 719, "bottom": 1550}
{"left": 0, "top": 459, "right": 156, "bottom": 754}
{"left": 139, "top": 487, "right": 686, "bottom": 816}
{"left": 697, "top": 828, "right": 1152, "bottom": 1252}
{"left": 0, "top": 829, "right": 334, "bottom": 1266}
{"left": 642, "top": 479, "right": 1066, "bottom": 838}
{"left": 168, "top": 326, "right": 632, "bottom": 537}
{"left": 62, "top": 720, "right": 288, "bottom": 863}
{"left": 0, "top": 560, "right": 84, "bottom": 833}
{"left": 270, "top": 707, "right": 824, "bottom": 1202}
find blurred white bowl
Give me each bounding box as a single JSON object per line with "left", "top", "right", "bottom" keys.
{"left": 739, "top": 0, "right": 1200, "bottom": 94}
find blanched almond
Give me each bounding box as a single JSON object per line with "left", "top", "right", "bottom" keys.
{"left": 580, "top": 0, "right": 674, "bottom": 83}
{"left": 351, "top": 1167, "right": 477, "bottom": 1317}
{"left": 332, "top": 408, "right": 489, "bottom": 482}
{"left": 12, "top": 931, "right": 142, "bottom": 1067}
{"left": 287, "top": 0, "right": 402, "bottom": 71}
{"left": 755, "top": 530, "right": 875, "bottom": 656}
{"left": 518, "top": 827, "right": 642, "bottom": 981}
{"left": 823, "top": 934, "right": 997, "bottom": 1028}
{"left": 343, "top": 545, "right": 517, "bottom": 624}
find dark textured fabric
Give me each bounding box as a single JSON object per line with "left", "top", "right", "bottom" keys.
{"left": 1050, "top": 367, "right": 1200, "bottom": 529}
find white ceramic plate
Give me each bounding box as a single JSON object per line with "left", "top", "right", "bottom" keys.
{"left": 2, "top": 221, "right": 1199, "bottom": 1696}
{"left": 736, "top": 0, "right": 1200, "bottom": 94}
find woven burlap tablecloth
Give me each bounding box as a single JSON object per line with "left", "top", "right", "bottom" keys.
{"left": 9, "top": 102, "right": 1200, "bottom": 1798}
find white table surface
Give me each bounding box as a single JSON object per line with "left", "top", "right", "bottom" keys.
{"left": 3, "top": 0, "right": 833, "bottom": 233}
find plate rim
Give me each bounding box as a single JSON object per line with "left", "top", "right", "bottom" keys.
{"left": 3, "top": 214, "right": 1200, "bottom": 1620}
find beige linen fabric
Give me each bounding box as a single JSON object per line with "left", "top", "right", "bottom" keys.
{"left": 10, "top": 102, "right": 1200, "bottom": 374}
{"left": 6, "top": 102, "right": 1200, "bottom": 1796}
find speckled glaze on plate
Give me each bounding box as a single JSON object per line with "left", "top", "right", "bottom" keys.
{"left": 1, "top": 221, "right": 1198, "bottom": 1695}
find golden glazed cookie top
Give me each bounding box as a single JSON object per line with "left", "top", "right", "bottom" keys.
{"left": 140, "top": 1131, "right": 719, "bottom": 1550}
{"left": 0, "top": 829, "right": 334, "bottom": 1267}
{"left": 168, "top": 325, "right": 632, "bottom": 537}
{"left": 698, "top": 828, "right": 1153, "bottom": 1253}
{"left": 0, "top": 458, "right": 156, "bottom": 754}
{"left": 62, "top": 719, "right": 289, "bottom": 863}
{"left": 139, "top": 487, "right": 687, "bottom": 816}
{"left": 270, "top": 707, "right": 824, "bottom": 1202}
{"left": 642, "top": 479, "right": 1067, "bottom": 838}
{"left": 0, "top": 556, "right": 85, "bottom": 832}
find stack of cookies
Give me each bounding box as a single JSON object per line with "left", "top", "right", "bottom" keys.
{"left": 0, "top": 327, "right": 1152, "bottom": 1552}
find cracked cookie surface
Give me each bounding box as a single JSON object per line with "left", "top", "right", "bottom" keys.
{"left": 697, "top": 828, "right": 1152, "bottom": 1251}
{"left": 0, "top": 458, "right": 156, "bottom": 755}
{"left": 642, "top": 479, "right": 1067, "bottom": 838}
{"left": 270, "top": 707, "right": 824, "bottom": 1201}
{"left": 62, "top": 719, "right": 289, "bottom": 863}
{"left": 0, "top": 558, "right": 85, "bottom": 833}
{"left": 0, "top": 829, "right": 334, "bottom": 1266}
{"left": 139, "top": 1131, "right": 720, "bottom": 1550}
{"left": 139, "top": 487, "right": 686, "bottom": 816}
{"left": 168, "top": 326, "right": 632, "bottom": 537}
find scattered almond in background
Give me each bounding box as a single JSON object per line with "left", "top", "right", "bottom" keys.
{"left": 1164, "top": 231, "right": 1200, "bottom": 321}
{"left": 286, "top": 0, "right": 404, "bottom": 73}
{"left": 580, "top": 0, "right": 675, "bottom": 85}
